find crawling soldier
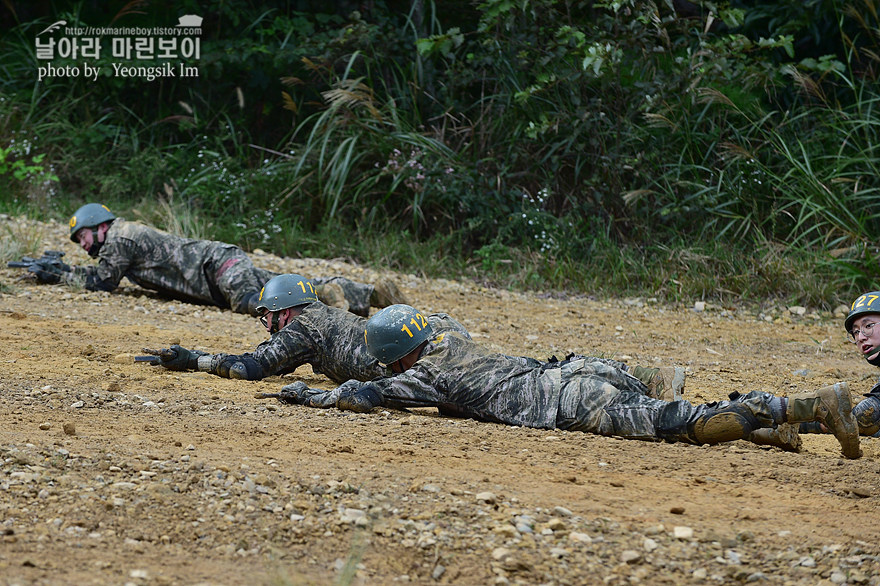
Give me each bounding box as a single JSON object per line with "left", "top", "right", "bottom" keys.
{"left": 142, "top": 273, "right": 469, "bottom": 384}
{"left": 273, "top": 304, "right": 861, "bottom": 459}
{"left": 31, "top": 202, "right": 405, "bottom": 316}
{"left": 797, "top": 291, "right": 880, "bottom": 438}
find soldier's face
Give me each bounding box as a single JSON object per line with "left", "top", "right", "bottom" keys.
{"left": 261, "top": 308, "right": 293, "bottom": 334}
{"left": 75, "top": 224, "right": 108, "bottom": 253}
{"left": 75, "top": 228, "right": 94, "bottom": 252}
{"left": 851, "top": 314, "right": 880, "bottom": 364}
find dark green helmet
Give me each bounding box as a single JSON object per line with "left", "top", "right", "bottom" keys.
{"left": 845, "top": 291, "right": 880, "bottom": 335}
{"left": 364, "top": 304, "right": 433, "bottom": 365}
{"left": 255, "top": 274, "right": 318, "bottom": 313}
{"left": 69, "top": 203, "right": 116, "bottom": 242}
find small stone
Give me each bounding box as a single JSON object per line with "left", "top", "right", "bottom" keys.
{"left": 491, "top": 547, "right": 512, "bottom": 561}
{"left": 432, "top": 565, "right": 445, "bottom": 580}
{"left": 830, "top": 571, "right": 847, "bottom": 584}
{"left": 476, "top": 491, "right": 496, "bottom": 504}
{"left": 673, "top": 526, "right": 693, "bottom": 540}
{"left": 789, "top": 305, "right": 807, "bottom": 316}
{"left": 62, "top": 422, "right": 76, "bottom": 436}
{"left": 553, "top": 506, "right": 573, "bottom": 517}
{"left": 693, "top": 569, "right": 708, "bottom": 579}
{"left": 643, "top": 538, "right": 658, "bottom": 552}
{"left": 569, "top": 532, "right": 592, "bottom": 543}
{"left": 494, "top": 524, "right": 518, "bottom": 538}
{"left": 621, "top": 550, "right": 641, "bottom": 564}
{"left": 39, "top": 423, "right": 51, "bottom": 431}
{"left": 670, "top": 506, "right": 685, "bottom": 514}
{"left": 845, "top": 486, "right": 872, "bottom": 498}
{"left": 694, "top": 301, "right": 706, "bottom": 312}
{"left": 70, "top": 401, "right": 84, "bottom": 409}
{"left": 339, "top": 508, "right": 365, "bottom": 524}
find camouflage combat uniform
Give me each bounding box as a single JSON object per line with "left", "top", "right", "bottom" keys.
{"left": 292, "top": 332, "right": 787, "bottom": 446}
{"left": 852, "top": 383, "right": 880, "bottom": 436}
{"left": 194, "top": 303, "right": 471, "bottom": 383}
{"left": 68, "top": 219, "right": 379, "bottom": 316}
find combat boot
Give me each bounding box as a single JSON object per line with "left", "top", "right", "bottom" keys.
{"left": 785, "top": 383, "right": 861, "bottom": 459}
{"left": 629, "top": 365, "right": 686, "bottom": 402}
{"left": 317, "top": 282, "right": 349, "bottom": 313}
{"left": 370, "top": 278, "right": 408, "bottom": 308}
{"left": 748, "top": 423, "right": 802, "bottom": 453}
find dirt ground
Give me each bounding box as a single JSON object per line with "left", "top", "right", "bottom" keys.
{"left": 1, "top": 216, "right": 879, "bottom": 586}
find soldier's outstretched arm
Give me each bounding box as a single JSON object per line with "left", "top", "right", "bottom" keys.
{"left": 256, "top": 381, "right": 345, "bottom": 408}
{"left": 140, "top": 345, "right": 208, "bottom": 371}
{"left": 193, "top": 352, "right": 269, "bottom": 380}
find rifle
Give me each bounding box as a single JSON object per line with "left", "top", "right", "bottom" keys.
{"left": 7, "top": 250, "right": 69, "bottom": 270}
{"left": 8, "top": 250, "right": 72, "bottom": 284}
{"left": 134, "top": 355, "right": 161, "bottom": 364}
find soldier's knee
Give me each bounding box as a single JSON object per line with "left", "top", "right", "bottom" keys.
{"left": 657, "top": 401, "right": 760, "bottom": 445}
{"left": 691, "top": 406, "right": 758, "bottom": 444}
{"left": 853, "top": 396, "right": 880, "bottom": 436}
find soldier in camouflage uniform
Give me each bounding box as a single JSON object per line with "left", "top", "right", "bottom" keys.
{"left": 275, "top": 304, "right": 861, "bottom": 459}
{"left": 46, "top": 203, "right": 405, "bottom": 316}
{"left": 797, "top": 291, "right": 880, "bottom": 438}
{"left": 143, "top": 273, "right": 470, "bottom": 383}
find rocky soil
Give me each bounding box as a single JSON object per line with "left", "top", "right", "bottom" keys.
{"left": 1, "top": 216, "right": 879, "bottom": 586}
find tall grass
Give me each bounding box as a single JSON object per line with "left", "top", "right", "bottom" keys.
{"left": 3, "top": 1, "right": 880, "bottom": 307}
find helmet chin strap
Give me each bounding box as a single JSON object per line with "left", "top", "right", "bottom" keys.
{"left": 867, "top": 347, "right": 880, "bottom": 366}
{"left": 269, "top": 310, "right": 285, "bottom": 334}
{"left": 87, "top": 228, "right": 103, "bottom": 257}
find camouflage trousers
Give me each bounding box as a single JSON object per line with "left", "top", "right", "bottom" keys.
{"left": 852, "top": 395, "right": 880, "bottom": 436}
{"left": 217, "top": 260, "right": 373, "bottom": 316}
{"left": 215, "top": 255, "right": 273, "bottom": 314}
{"left": 552, "top": 358, "right": 778, "bottom": 444}
{"left": 311, "top": 276, "right": 373, "bottom": 317}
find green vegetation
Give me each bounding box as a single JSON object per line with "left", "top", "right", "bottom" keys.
{"left": 1, "top": 0, "right": 879, "bottom": 307}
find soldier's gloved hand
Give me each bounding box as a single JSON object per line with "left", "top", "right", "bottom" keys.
{"left": 277, "top": 381, "right": 337, "bottom": 408}
{"left": 337, "top": 383, "right": 382, "bottom": 413}
{"left": 142, "top": 345, "right": 202, "bottom": 371}
{"left": 29, "top": 262, "right": 62, "bottom": 284}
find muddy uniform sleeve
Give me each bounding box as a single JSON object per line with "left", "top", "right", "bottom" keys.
{"left": 303, "top": 374, "right": 442, "bottom": 413}
{"left": 69, "top": 222, "right": 136, "bottom": 291}
{"left": 297, "top": 305, "right": 386, "bottom": 383}
{"left": 196, "top": 322, "right": 317, "bottom": 380}
{"left": 427, "top": 313, "right": 472, "bottom": 340}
